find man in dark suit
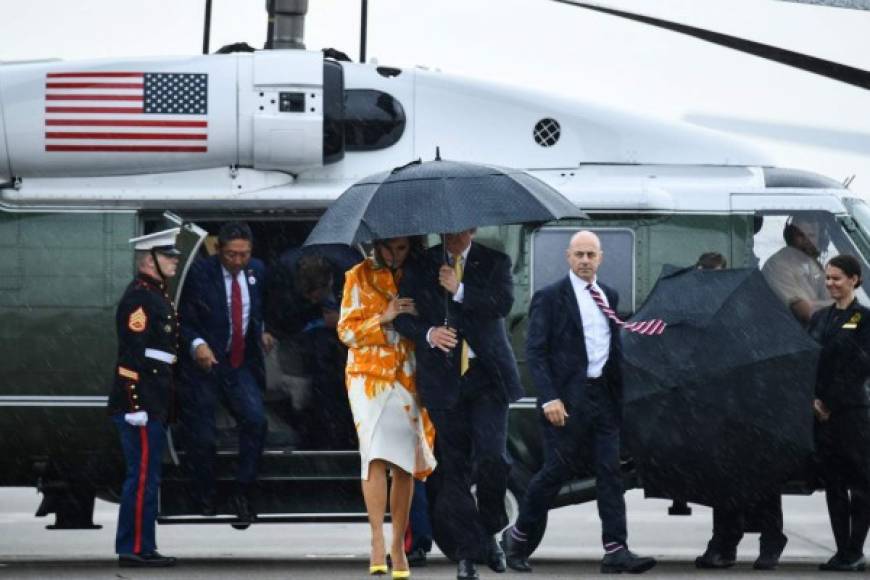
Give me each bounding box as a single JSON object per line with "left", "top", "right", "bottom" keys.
{"left": 501, "top": 230, "right": 656, "bottom": 574}
{"left": 179, "top": 222, "right": 274, "bottom": 522}
{"left": 395, "top": 229, "right": 523, "bottom": 580}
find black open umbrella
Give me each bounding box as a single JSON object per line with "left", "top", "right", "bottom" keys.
{"left": 621, "top": 267, "right": 819, "bottom": 508}
{"left": 304, "top": 158, "right": 586, "bottom": 246}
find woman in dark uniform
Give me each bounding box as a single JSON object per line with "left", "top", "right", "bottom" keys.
{"left": 808, "top": 254, "right": 870, "bottom": 572}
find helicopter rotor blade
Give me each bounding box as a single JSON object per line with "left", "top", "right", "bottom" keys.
{"left": 551, "top": 1, "right": 870, "bottom": 91}
{"left": 684, "top": 114, "right": 870, "bottom": 156}
{"left": 776, "top": 0, "right": 870, "bottom": 9}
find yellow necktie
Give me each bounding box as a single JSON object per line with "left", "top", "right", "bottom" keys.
{"left": 454, "top": 254, "right": 469, "bottom": 376}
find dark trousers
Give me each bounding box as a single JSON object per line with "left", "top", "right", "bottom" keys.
{"left": 517, "top": 377, "right": 627, "bottom": 549}
{"left": 708, "top": 495, "right": 785, "bottom": 554}
{"left": 428, "top": 365, "right": 510, "bottom": 561}
{"left": 407, "top": 479, "right": 433, "bottom": 553}
{"left": 181, "top": 363, "right": 267, "bottom": 497}
{"left": 818, "top": 408, "right": 870, "bottom": 559}
{"left": 113, "top": 415, "right": 166, "bottom": 555}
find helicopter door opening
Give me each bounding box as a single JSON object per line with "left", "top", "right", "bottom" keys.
{"left": 148, "top": 215, "right": 364, "bottom": 521}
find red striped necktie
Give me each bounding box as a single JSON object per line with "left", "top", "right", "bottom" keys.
{"left": 586, "top": 283, "right": 666, "bottom": 336}
{"left": 230, "top": 275, "right": 245, "bottom": 368}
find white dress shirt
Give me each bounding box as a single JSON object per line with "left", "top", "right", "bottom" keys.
{"left": 542, "top": 272, "right": 612, "bottom": 410}
{"left": 569, "top": 271, "right": 611, "bottom": 378}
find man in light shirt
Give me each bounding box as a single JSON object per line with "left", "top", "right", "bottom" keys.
{"left": 179, "top": 222, "right": 274, "bottom": 523}
{"left": 762, "top": 216, "right": 831, "bottom": 324}
{"left": 501, "top": 230, "right": 656, "bottom": 574}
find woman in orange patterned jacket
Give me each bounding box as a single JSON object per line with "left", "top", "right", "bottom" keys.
{"left": 338, "top": 236, "right": 436, "bottom": 578}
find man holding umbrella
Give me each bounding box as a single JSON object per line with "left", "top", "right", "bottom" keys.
{"left": 395, "top": 228, "right": 524, "bottom": 580}
{"left": 304, "top": 157, "right": 584, "bottom": 579}
{"left": 501, "top": 230, "right": 657, "bottom": 574}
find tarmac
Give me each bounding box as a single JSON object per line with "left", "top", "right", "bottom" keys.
{"left": 0, "top": 487, "right": 841, "bottom": 578}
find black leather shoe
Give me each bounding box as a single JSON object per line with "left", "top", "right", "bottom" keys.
{"left": 118, "top": 552, "right": 177, "bottom": 567}
{"left": 486, "top": 534, "right": 506, "bottom": 572}
{"left": 501, "top": 528, "right": 532, "bottom": 572}
{"left": 754, "top": 534, "right": 787, "bottom": 570}
{"left": 819, "top": 553, "right": 866, "bottom": 572}
{"left": 601, "top": 548, "right": 657, "bottom": 574}
{"left": 457, "top": 558, "right": 479, "bottom": 580}
{"left": 695, "top": 547, "right": 736, "bottom": 569}
{"left": 406, "top": 547, "right": 428, "bottom": 567}
{"left": 233, "top": 492, "right": 256, "bottom": 523}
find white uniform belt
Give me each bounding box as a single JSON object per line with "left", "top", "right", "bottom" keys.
{"left": 144, "top": 348, "right": 177, "bottom": 364}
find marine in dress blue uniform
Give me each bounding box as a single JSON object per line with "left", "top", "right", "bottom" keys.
{"left": 107, "top": 228, "right": 181, "bottom": 568}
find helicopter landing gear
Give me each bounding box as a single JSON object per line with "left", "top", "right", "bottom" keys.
{"left": 35, "top": 481, "right": 102, "bottom": 530}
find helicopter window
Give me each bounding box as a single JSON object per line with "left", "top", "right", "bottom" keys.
{"left": 531, "top": 226, "right": 635, "bottom": 316}
{"left": 753, "top": 211, "right": 869, "bottom": 305}
{"left": 844, "top": 198, "right": 870, "bottom": 244}
{"left": 344, "top": 89, "right": 405, "bottom": 151}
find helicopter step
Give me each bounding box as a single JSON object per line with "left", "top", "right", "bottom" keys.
{"left": 157, "top": 448, "right": 366, "bottom": 522}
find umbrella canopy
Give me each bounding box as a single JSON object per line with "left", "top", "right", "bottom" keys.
{"left": 621, "top": 266, "right": 819, "bottom": 508}
{"left": 304, "top": 159, "right": 586, "bottom": 246}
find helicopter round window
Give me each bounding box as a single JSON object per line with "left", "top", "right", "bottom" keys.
{"left": 533, "top": 118, "right": 561, "bottom": 147}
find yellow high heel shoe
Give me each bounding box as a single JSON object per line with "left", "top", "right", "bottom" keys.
{"left": 369, "top": 564, "right": 388, "bottom": 575}
{"left": 390, "top": 548, "right": 410, "bottom": 578}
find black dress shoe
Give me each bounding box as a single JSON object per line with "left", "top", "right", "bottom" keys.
{"left": 695, "top": 548, "right": 736, "bottom": 569}
{"left": 819, "top": 553, "right": 866, "bottom": 571}
{"left": 485, "top": 534, "right": 506, "bottom": 572}
{"left": 600, "top": 548, "right": 657, "bottom": 574}
{"left": 754, "top": 534, "right": 787, "bottom": 570}
{"left": 406, "top": 547, "right": 428, "bottom": 567}
{"left": 457, "top": 558, "right": 479, "bottom": 580}
{"left": 118, "top": 551, "right": 177, "bottom": 567}
{"left": 233, "top": 492, "right": 256, "bottom": 523}
{"left": 501, "top": 529, "right": 532, "bottom": 572}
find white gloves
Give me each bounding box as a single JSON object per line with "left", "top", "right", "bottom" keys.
{"left": 124, "top": 411, "right": 149, "bottom": 426}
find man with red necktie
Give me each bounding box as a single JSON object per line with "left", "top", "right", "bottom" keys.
{"left": 502, "top": 230, "right": 658, "bottom": 574}
{"left": 180, "top": 222, "right": 273, "bottom": 522}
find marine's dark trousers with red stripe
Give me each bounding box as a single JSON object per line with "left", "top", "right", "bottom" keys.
{"left": 113, "top": 414, "right": 166, "bottom": 556}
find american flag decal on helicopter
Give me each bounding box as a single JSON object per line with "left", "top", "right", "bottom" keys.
{"left": 44, "top": 72, "right": 208, "bottom": 153}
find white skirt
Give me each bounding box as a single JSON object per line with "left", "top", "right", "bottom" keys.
{"left": 347, "top": 374, "right": 434, "bottom": 480}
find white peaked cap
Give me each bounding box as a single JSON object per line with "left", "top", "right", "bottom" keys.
{"left": 129, "top": 227, "right": 181, "bottom": 255}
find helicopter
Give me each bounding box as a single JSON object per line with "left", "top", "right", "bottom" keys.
{"left": 1, "top": 0, "right": 869, "bottom": 558}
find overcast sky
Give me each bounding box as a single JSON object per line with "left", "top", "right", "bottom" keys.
{"left": 2, "top": 0, "right": 869, "bottom": 194}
